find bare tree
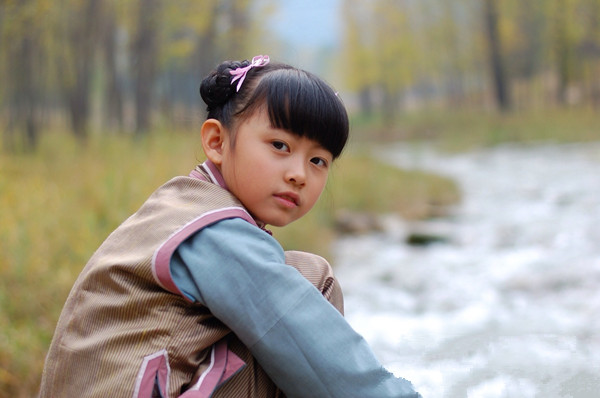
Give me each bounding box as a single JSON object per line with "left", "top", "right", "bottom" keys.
{"left": 132, "top": 0, "right": 161, "bottom": 135}
{"left": 483, "top": 0, "right": 511, "bottom": 111}
{"left": 64, "top": 0, "right": 102, "bottom": 140}
{"left": 580, "top": 0, "right": 600, "bottom": 108}
{"left": 553, "top": 0, "right": 571, "bottom": 105}
{"left": 101, "top": 1, "right": 124, "bottom": 131}
{"left": 13, "top": 35, "right": 39, "bottom": 149}
{"left": 3, "top": 0, "right": 41, "bottom": 151}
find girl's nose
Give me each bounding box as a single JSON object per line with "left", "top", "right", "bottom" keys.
{"left": 285, "top": 161, "right": 306, "bottom": 186}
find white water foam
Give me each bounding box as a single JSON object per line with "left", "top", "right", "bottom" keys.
{"left": 334, "top": 143, "right": 600, "bottom": 397}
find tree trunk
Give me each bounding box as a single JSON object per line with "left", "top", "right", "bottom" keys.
{"left": 358, "top": 87, "right": 373, "bottom": 116}
{"left": 67, "top": 0, "right": 101, "bottom": 140}
{"left": 133, "top": 0, "right": 161, "bottom": 135}
{"left": 195, "top": 5, "right": 218, "bottom": 81}
{"left": 102, "top": 3, "right": 124, "bottom": 131}
{"left": 586, "top": 0, "right": 600, "bottom": 109}
{"left": 554, "top": 0, "right": 570, "bottom": 105}
{"left": 483, "top": 0, "right": 511, "bottom": 112}
{"left": 5, "top": 0, "right": 40, "bottom": 151}
{"left": 381, "top": 86, "right": 400, "bottom": 127}
{"left": 19, "top": 36, "right": 38, "bottom": 150}
{"left": 189, "top": 2, "right": 219, "bottom": 122}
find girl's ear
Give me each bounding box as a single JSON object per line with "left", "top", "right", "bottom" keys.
{"left": 201, "top": 119, "right": 227, "bottom": 166}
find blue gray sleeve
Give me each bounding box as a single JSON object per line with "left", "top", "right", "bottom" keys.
{"left": 170, "top": 218, "right": 421, "bottom": 398}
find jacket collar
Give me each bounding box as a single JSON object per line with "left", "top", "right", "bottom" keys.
{"left": 189, "top": 161, "right": 272, "bottom": 234}
{"left": 189, "top": 160, "right": 228, "bottom": 190}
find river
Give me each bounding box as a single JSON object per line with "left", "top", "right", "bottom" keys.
{"left": 333, "top": 142, "right": 600, "bottom": 397}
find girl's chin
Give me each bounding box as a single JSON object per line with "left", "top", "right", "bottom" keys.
{"left": 259, "top": 217, "right": 295, "bottom": 229}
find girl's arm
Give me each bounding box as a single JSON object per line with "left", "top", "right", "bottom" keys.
{"left": 170, "top": 217, "right": 420, "bottom": 398}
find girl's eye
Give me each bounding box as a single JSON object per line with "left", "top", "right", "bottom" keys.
{"left": 272, "top": 141, "right": 289, "bottom": 152}
{"left": 310, "top": 157, "right": 328, "bottom": 168}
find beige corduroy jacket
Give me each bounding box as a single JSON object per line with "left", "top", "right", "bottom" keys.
{"left": 39, "top": 161, "right": 343, "bottom": 398}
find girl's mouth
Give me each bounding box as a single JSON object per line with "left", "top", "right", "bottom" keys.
{"left": 274, "top": 193, "right": 299, "bottom": 208}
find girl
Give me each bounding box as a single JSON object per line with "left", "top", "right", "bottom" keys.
{"left": 39, "top": 55, "right": 420, "bottom": 398}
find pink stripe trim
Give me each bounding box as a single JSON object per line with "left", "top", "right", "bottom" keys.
{"left": 152, "top": 207, "right": 257, "bottom": 299}
{"left": 220, "top": 347, "right": 246, "bottom": 385}
{"left": 179, "top": 340, "right": 245, "bottom": 397}
{"left": 202, "top": 160, "right": 228, "bottom": 189}
{"left": 133, "top": 350, "right": 170, "bottom": 398}
{"left": 189, "top": 169, "right": 208, "bottom": 181}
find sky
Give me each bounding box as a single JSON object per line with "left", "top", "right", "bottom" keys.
{"left": 266, "top": 0, "right": 342, "bottom": 79}
{"left": 269, "top": 0, "right": 341, "bottom": 48}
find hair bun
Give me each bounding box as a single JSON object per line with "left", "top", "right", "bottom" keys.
{"left": 200, "top": 60, "right": 250, "bottom": 109}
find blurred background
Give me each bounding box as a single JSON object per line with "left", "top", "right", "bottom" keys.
{"left": 3, "top": 0, "right": 600, "bottom": 145}
{"left": 1, "top": 0, "right": 599, "bottom": 397}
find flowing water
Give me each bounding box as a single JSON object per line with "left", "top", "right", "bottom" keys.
{"left": 333, "top": 142, "right": 600, "bottom": 397}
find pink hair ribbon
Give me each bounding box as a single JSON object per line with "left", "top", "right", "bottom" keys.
{"left": 230, "top": 55, "right": 270, "bottom": 92}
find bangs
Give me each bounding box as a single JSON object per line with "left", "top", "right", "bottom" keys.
{"left": 240, "top": 68, "right": 349, "bottom": 158}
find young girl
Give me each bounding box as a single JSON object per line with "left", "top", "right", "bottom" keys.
{"left": 40, "top": 55, "right": 420, "bottom": 398}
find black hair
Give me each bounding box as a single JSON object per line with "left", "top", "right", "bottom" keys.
{"left": 200, "top": 58, "right": 349, "bottom": 159}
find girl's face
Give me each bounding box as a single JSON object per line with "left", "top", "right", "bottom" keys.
{"left": 219, "top": 108, "right": 332, "bottom": 227}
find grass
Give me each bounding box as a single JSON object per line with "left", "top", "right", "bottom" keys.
{"left": 350, "top": 106, "right": 600, "bottom": 151}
